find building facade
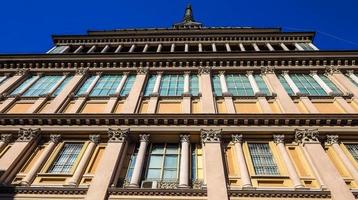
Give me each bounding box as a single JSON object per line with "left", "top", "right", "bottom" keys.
{"left": 1, "top": 5, "right": 358, "bottom": 200}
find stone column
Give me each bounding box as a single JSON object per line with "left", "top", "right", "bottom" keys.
{"left": 20, "top": 134, "right": 61, "bottom": 186}
{"left": 85, "top": 129, "right": 128, "bottom": 200}
{"left": 0, "top": 134, "right": 12, "bottom": 151}
{"left": 199, "top": 66, "right": 215, "bottom": 113}
{"left": 201, "top": 129, "right": 228, "bottom": 200}
{"left": 273, "top": 135, "right": 304, "bottom": 188}
{"left": 282, "top": 71, "right": 300, "bottom": 95}
{"left": 310, "top": 71, "right": 333, "bottom": 94}
{"left": 129, "top": 134, "right": 150, "bottom": 187}
{"left": 232, "top": 134, "right": 252, "bottom": 188}
{"left": 0, "top": 128, "right": 40, "bottom": 182}
{"left": 182, "top": 72, "right": 191, "bottom": 114}
{"left": 147, "top": 72, "right": 162, "bottom": 113}
{"left": 68, "top": 135, "right": 100, "bottom": 186}
{"left": 219, "top": 71, "right": 229, "bottom": 94}
{"left": 295, "top": 129, "right": 355, "bottom": 200}
{"left": 219, "top": 71, "right": 235, "bottom": 113}
{"left": 262, "top": 67, "right": 299, "bottom": 113}
{"left": 122, "top": 67, "right": 148, "bottom": 113}
{"left": 247, "top": 71, "right": 260, "bottom": 95}
{"left": 248, "top": 71, "right": 272, "bottom": 113}
{"left": 104, "top": 73, "right": 128, "bottom": 113}
{"left": 179, "top": 135, "right": 190, "bottom": 188}
{"left": 326, "top": 135, "right": 358, "bottom": 184}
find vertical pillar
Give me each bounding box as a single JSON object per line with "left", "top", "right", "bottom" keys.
{"left": 147, "top": 72, "right": 162, "bottom": 113}
{"left": 273, "top": 135, "right": 304, "bottom": 188}
{"left": 198, "top": 43, "right": 203, "bottom": 52}
{"left": 182, "top": 72, "right": 191, "bottom": 114}
{"left": 122, "top": 68, "right": 148, "bottom": 113}
{"left": 179, "top": 135, "right": 190, "bottom": 188}
{"left": 326, "top": 135, "right": 358, "bottom": 184}
{"left": 310, "top": 71, "right": 333, "bottom": 94}
{"left": 129, "top": 44, "right": 136, "bottom": 53}
{"left": 0, "top": 134, "right": 12, "bottom": 151}
{"left": 247, "top": 71, "right": 271, "bottom": 113}
{"left": 68, "top": 135, "right": 100, "bottom": 186}
{"left": 85, "top": 129, "right": 128, "bottom": 200}
{"left": 114, "top": 45, "right": 122, "bottom": 53}
{"left": 232, "top": 134, "right": 252, "bottom": 188}
{"left": 225, "top": 43, "right": 231, "bottom": 52}
{"left": 219, "top": 71, "right": 235, "bottom": 113}
{"left": 20, "top": 134, "right": 61, "bottom": 186}
{"left": 331, "top": 70, "right": 358, "bottom": 99}
{"left": 129, "top": 134, "right": 150, "bottom": 187}
{"left": 295, "top": 129, "right": 355, "bottom": 200}
{"left": 156, "top": 44, "right": 162, "bottom": 53}
{"left": 199, "top": 66, "right": 215, "bottom": 113}
{"left": 184, "top": 44, "right": 189, "bottom": 52}
{"left": 201, "top": 129, "right": 228, "bottom": 200}
{"left": 282, "top": 71, "right": 300, "bottom": 95}
{"left": 142, "top": 44, "right": 149, "bottom": 53}
{"left": 239, "top": 43, "right": 245, "bottom": 51}
{"left": 170, "top": 44, "right": 175, "bottom": 52}
{"left": 104, "top": 73, "right": 128, "bottom": 113}
{"left": 211, "top": 43, "right": 217, "bottom": 52}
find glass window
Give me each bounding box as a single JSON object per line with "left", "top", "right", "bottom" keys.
{"left": 254, "top": 75, "right": 270, "bottom": 95}
{"left": 125, "top": 144, "right": 139, "bottom": 181}
{"left": 290, "top": 74, "right": 327, "bottom": 96}
{"left": 347, "top": 74, "right": 358, "bottom": 87}
{"left": 159, "top": 75, "right": 184, "bottom": 96}
{"left": 191, "top": 144, "right": 203, "bottom": 181}
{"left": 52, "top": 76, "right": 73, "bottom": 96}
{"left": 76, "top": 76, "right": 97, "bottom": 96}
{"left": 47, "top": 143, "right": 83, "bottom": 174}
{"left": 145, "top": 143, "right": 180, "bottom": 182}
{"left": 212, "top": 75, "right": 222, "bottom": 96}
{"left": 319, "top": 75, "right": 342, "bottom": 94}
{"left": 48, "top": 46, "right": 69, "bottom": 54}
{"left": 90, "top": 75, "right": 123, "bottom": 97}
{"left": 23, "top": 76, "right": 63, "bottom": 97}
{"left": 190, "top": 75, "right": 199, "bottom": 96}
{"left": 278, "top": 75, "right": 294, "bottom": 95}
{"left": 298, "top": 43, "right": 314, "bottom": 51}
{"left": 10, "top": 76, "right": 38, "bottom": 95}
{"left": 346, "top": 144, "right": 358, "bottom": 162}
{"left": 144, "top": 75, "right": 157, "bottom": 96}
{"left": 120, "top": 75, "right": 135, "bottom": 96}
{"left": 248, "top": 143, "right": 279, "bottom": 175}
{"left": 226, "top": 74, "right": 254, "bottom": 96}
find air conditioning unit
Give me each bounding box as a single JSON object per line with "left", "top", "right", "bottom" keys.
{"left": 141, "top": 180, "right": 158, "bottom": 189}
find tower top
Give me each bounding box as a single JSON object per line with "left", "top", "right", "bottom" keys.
{"left": 173, "top": 4, "right": 202, "bottom": 29}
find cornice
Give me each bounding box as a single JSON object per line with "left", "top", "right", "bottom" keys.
{"left": 0, "top": 186, "right": 87, "bottom": 195}
{"left": 229, "top": 189, "right": 330, "bottom": 198}
{"left": 107, "top": 187, "right": 207, "bottom": 197}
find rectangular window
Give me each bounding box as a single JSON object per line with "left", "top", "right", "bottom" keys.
{"left": 120, "top": 75, "right": 135, "bottom": 96}
{"left": 254, "top": 75, "right": 270, "bottom": 95}
{"left": 48, "top": 143, "right": 83, "bottom": 174}
{"left": 212, "top": 75, "right": 222, "bottom": 96}
{"left": 48, "top": 46, "right": 69, "bottom": 54}
{"left": 10, "top": 76, "right": 37, "bottom": 95}
{"left": 23, "top": 76, "right": 63, "bottom": 97}
{"left": 159, "top": 75, "right": 184, "bottom": 96}
{"left": 143, "top": 75, "right": 157, "bottom": 96}
{"left": 346, "top": 144, "right": 358, "bottom": 162}
{"left": 190, "top": 75, "right": 199, "bottom": 96}
{"left": 76, "top": 76, "right": 97, "bottom": 96}
{"left": 278, "top": 75, "right": 294, "bottom": 95}
{"left": 125, "top": 144, "right": 139, "bottom": 181}
{"left": 90, "top": 75, "right": 123, "bottom": 97}
{"left": 145, "top": 144, "right": 180, "bottom": 182}
{"left": 290, "top": 74, "right": 327, "bottom": 96}
{"left": 319, "top": 75, "right": 342, "bottom": 94}
{"left": 248, "top": 143, "right": 279, "bottom": 175}
{"left": 52, "top": 76, "right": 73, "bottom": 96}
{"left": 226, "top": 74, "right": 254, "bottom": 96}
{"left": 298, "top": 43, "right": 314, "bottom": 51}
{"left": 191, "top": 144, "right": 203, "bottom": 181}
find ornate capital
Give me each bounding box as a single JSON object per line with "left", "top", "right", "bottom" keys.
{"left": 183, "top": 71, "right": 191, "bottom": 75}
{"left": 201, "top": 129, "right": 222, "bottom": 143}
{"left": 180, "top": 134, "right": 190, "bottom": 143}
{"left": 136, "top": 67, "right": 149, "bottom": 75}
{"left": 346, "top": 70, "right": 354, "bottom": 76}
{"left": 218, "top": 71, "right": 225, "bottom": 76}
{"left": 0, "top": 134, "right": 12, "bottom": 144}
{"left": 309, "top": 70, "right": 318, "bottom": 76}
{"left": 139, "top": 134, "right": 150, "bottom": 142}
{"left": 17, "top": 128, "right": 40, "bottom": 142}
{"left": 281, "top": 70, "right": 289, "bottom": 75}
{"left": 246, "top": 71, "right": 254, "bottom": 76}
{"left": 15, "top": 69, "right": 29, "bottom": 76}
{"left": 326, "top": 135, "right": 339, "bottom": 145}
{"left": 50, "top": 134, "right": 61, "bottom": 143}
{"left": 273, "top": 135, "right": 285, "bottom": 144}
{"left": 75, "top": 67, "right": 89, "bottom": 75}
{"left": 261, "top": 66, "right": 275, "bottom": 74}
{"left": 89, "top": 135, "right": 101, "bottom": 144}
{"left": 325, "top": 66, "right": 340, "bottom": 75}
{"left": 295, "top": 128, "right": 320, "bottom": 144}
{"left": 108, "top": 128, "right": 129, "bottom": 143}
{"left": 232, "top": 134, "right": 243, "bottom": 144}
{"left": 198, "top": 66, "right": 211, "bottom": 75}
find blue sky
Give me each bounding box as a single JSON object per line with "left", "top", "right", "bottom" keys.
{"left": 1, "top": 0, "right": 358, "bottom": 54}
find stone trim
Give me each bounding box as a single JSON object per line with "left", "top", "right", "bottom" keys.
{"left": 89, "top": 134, "right": 101, "bottom": 144}
{"left": 231, "top": 134, "right": 243, "bottom": 144}
{"left": 108, "top": 128, "right": 129, "bottom": 143}
{"left": 139, "top": 134, "right": 150, "bottom": 142}
{"left": 107, "top": 188, "right": 207, "bottom": 197}
{"left": 229, "top": 189, "right": 330, "bottom": 198}
{"left": 180, "top": 134, "right": 190, "bottom": 143}
{"left": 0, "top": 186, "right": 87, "bottom": 195}
{"left": 17, "top": 128, "right": 40, "bottom": 142}
{"left": 49, "top": 134, "right": 61, "bottom": 143}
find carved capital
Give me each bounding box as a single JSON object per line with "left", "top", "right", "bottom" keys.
{"left": 309, "top": 70, "right": 318, "bottom": 76}
{"left": 295, "top": 128, "right": 320, "bottom": 144}
{"left": 75, "top": 67, "right": 89, "bottom": 75}
{"left": 218, "top": 71, "right": 225, "bottom": 76}
{"left": 246, "top": 71, "right": 254, "bottom": 76}
{"left": 180, "top": 134, "right": 190, "bottom": 143}
{"left": 49, "top": 134, "right": 61, "bottom": 143}
{"left": 89, "top": 135, "right": 101, "bottom": 144}
{"left": 261, "top": 66, "right": 275, "bottom": 74}
{"left": 108, "top": 128, "right": 128, "bottom": 143}
{"left": 198, "top": 66, "right": 211, "bottom": 75}
{"left": 17, "top": 128, "right": 40, "bottom": 142}
{"left": 139, "top": 134, "right": 150, "bottom": 142}
{"left": 15, "top": 69, "right": 29, "bottom": 76}
{"left": 346, "top": 70, "right": 355, "bottom": 76}
{"left": 326, "top": 135, "right": 339, "bottom": 145}
{"left": 273, "top": 135, "right": 285, "bottom": 144}
{"left": 232, "top": 134, "right": 243, "bottom": 144}
{"left": 136, "top": 67, "right": 149, "bottom": 75}
{"left": 0, "top": 134, "right": 12, "bottom": 144}
{"left": 201, "top": 129, "right": 222, "bottom": 143}
{"left": 325, "top": 66, "right": 340, "bottom": 75}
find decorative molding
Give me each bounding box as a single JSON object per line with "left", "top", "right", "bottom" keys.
{"left": 108, "top": 187, "right": 207, "bottom": 197}
{"left": 0, "top": 134, "right": 12, "bottom": 144}
{"left": 89, "top": 134, "right": 101, "bottom": 144}
{"left": 261, "top": 66, "right": 275, "bottom": 74}
{"left": 108, "top": 128, "right": 129, "bottom": 143}
{"left": 346, "top": 70, "right": 354, "bottom": 76}
{"left": 17, "top": 128, "right": 40, "bottom": 142}
{"left": 229, "top": 189, "right": 330, "bottom": 198}
{"left": 326, "top": 135, "right": 339, "bottom": 145}
{"left": 180, "top": 134, "right": 190, "bottom": 143}
{"left": 200, "top": 129, "right": 222, "bottom": 143}
{"left": 273, "top": 134, "right": 285, "bottom": 144}
{"left": 325, "top": 65, "right": 340, "bottom": 75}
{"left": 75, "top": 67, "right": 88, "bottom": 75}
{"left": 192, "top": 179, "right": 204, "bottom": 189}
{"left": 49, "top": 134, "right": 61, "bottom": 143}
{"left": 0, "top": 186, "right": 87, "bottom": 195}
{"left": 159, "top": 181, "right": 178, "bottom": 189}
{"left": 136, "top": 66, "right": 149, "bottom": 75}
{"left": 232, "top": 134, "right": 243, "bottom": 144}
{"left": 15, "top": 69, "right": 29, "bottom": 76}
{"left": 139, "top": 134, "right": 150, "bottom": 142}
{"left": 198, "top": 66, "right": 211, "bottom": 75}
{"left": 295, "top": 128, "right": 320, "bottom": 144}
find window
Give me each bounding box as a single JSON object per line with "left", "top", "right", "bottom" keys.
{"left": 226, "top": 74, "right": 254, "bottom": 96}
{"left": 298, "top": 43, "right": 314, "bottom": 51}
{"left": 120, "top": 75, "right": 135, "bottom": 96}
{"left": 52, "top": 76, "right": 73, "bottom": 96}
{"left": 347, "top": 74, "right": 358, "bottom": 87}
{"left": 47, "top": 143, "right": 83, "bottom": 174}
{"left": 248, "top": 143, "right": 279, "bottom": 175}
{"left": 190, "top": 75, "right": 199, "bottom": 96}
{"left": 0, "top": 76, "right": 7, "bottom": 85}
{"left": 22, "top": 76, "right": 63, "bottom": 97}
{"left": 144, "top": 75, "right": 157, "bottom": 96}
{"left": 159, "top": 75, "right": 184, "bottom": 96}
{"left": 278, "top": 75, "right": 294, "bottom": 95}
{"left": 290, "top": 74, "right": 327, "bottom": 96}
{"left": 319, "top": 75, "right": 342, "bottom": 94}
{"left": 191, "top": 144, "right": 203, "bottom": 181}
{"left": 145, "top": 144, "right": 180, "bottom": 182}
{"left": 125, "top": 144, "right": 139, "bottom": 182}
{"left": 76, "top": 76, "right": 97, "bottom": 96}
{"left": 10, "top": 76, "right": 38, "bottom": 95}
{"left": 254, "top": 75, "right": 270, "bottom": 95}
{"left": 90, "top": 75, "right": 123, "bottom": 97}
{"left": 346, "top": 144, "right": 358, "bottom": 162}
{"left": 48, "top": 46, "right": 69, "bottom": 54}
{"left": 212, "top": 75, "right": 222, "bottom": 96}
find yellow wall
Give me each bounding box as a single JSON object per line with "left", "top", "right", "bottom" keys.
{"left": 157, "top": 101, "right": 181, "bottom": 113}
{"left": 235, "top": 102, "right": 261, "bottom": 113}
{"left": 216, "top": 101, "right": 227, "bottom": 113}
{"left": 114, "top": 101, "right": 124, "bottom": 113}
{"left": 294, "top": 101, "right": 309, "bottom": 113}
{"left": 81, "top": 102, "right": 107, "bottom": 113}
{"left": 63, "top": 101, "right": 75, "bottom": 113}
{"left": 191, "top": 100, "right": 201, "bottom": 113}
{"left": 313, "top": 101, "right": 345, "bottom": 113}
{"left": 269, "top": 101, "right": 281, "bottom": 113}
{"left": 139, "top": 101, "right": 149, "bottom": 113}
{"left": 7, "top": 103, "right": 33, "bottom": 113}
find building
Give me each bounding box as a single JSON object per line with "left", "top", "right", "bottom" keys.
{"left": 1, "top": 4, "right": 358, "bottom": 200}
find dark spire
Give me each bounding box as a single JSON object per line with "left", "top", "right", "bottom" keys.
{"left": 173, "top": 4, "right": 202, "bottom": 29}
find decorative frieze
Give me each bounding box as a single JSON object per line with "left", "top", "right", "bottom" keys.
{"left": 200, "top": 129, "right": 222, "bottom": 143}
{"left": 159, "top": 181, "right": 179, "bottom": 189}
{"left": 295, "top": 128, "right": 320, "bottom": 144}
{"left": 326, "top": 135, "right": 339, "bottom": 145}
{"left": 75, "top": 67, "right": 89, "bottom": 75}
{"left": 261, "top": 66, "right": 275, "bottom": 74}
{"left": 325, "top": 66, "right": 340, "bottom": 75}
{"left": 17, "top": 128, "right": 40, "bottom": 142}
{"left": 108, "top": 128, "right": 129, "bottom": 143}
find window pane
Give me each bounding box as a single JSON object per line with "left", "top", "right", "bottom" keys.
{"left": 120, "top": 75, "right": 135, "bottom": 96}
{"left": 148, "top": 155, "right": 163, "bottom": 168}
{"left": 190, "top": 75, "right": 199, "bottom": 96}
{"left": 23, "top": 76, "right": 63, "bottom": 97}
{"left": 290, "top": 74, "right": 327, "bottom": 96}
{"left": 48, "top": 143, "right": 83, "bottom": 174}
{"left": 147, "top": 169, "right": 161, "bottom": 180}
{"left": 319, "top": 75, "right": 342, "bottom": 94}
{"left": 90, "top": 75, "right": 122, "bottom": 96}
{"left": 166, "top": 144, "right": 179, "bottom": 154}
{"left": 151, "top": 144, "right": 165, "bottom": 154}
{"left": 11, "top": 76, "right": 37, "bottom": 95}
{"left": 248, "top": 143, "right": 279, "bottom": 175}
{"left": 164, "top": 155, "right": 178, "bottom": 168}
{"left": 226, "top": 74, "right": 254, "bottom": 96}
{"left": 163, "top": 169, "right": 177, "bottom": 180}
{"left": 160, "top": 75, "right": 184, "bottom": 96}
{"left": 144, "top": 75, "right": 157, "bottom": 96}
{"left": 346, "top": 144, "right": 358, "bottom": 162}
{"left": 52, "top": 76, "right": 73, "bottom": 96}
{"left": 76, "top": 76, "right": 96, "bottom": 96}
{"left": 212, "top": 75, "right": 222, "bottom": 96}
{"left": 278, "top": 75, "right": 294, "bottom": 95}
{"left": 254, "top": 75, "right": 270, "bottom": 95}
